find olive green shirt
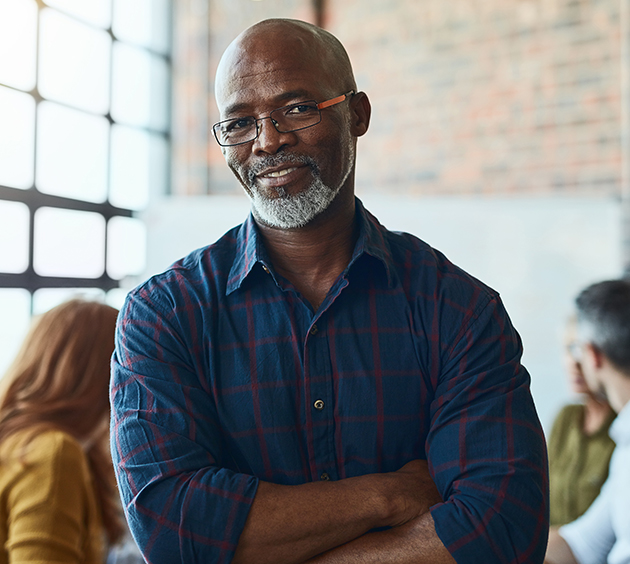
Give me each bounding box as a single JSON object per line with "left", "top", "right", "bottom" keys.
{"left": 548, "top": 403, "right": 616, "bottom": 526}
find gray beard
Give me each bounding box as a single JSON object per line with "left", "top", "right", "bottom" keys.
{"left": 251, "top": 176, "right": 340, "bottom": 229}
{"left": 230, "top": 148, "right": 354, "bottom": 229}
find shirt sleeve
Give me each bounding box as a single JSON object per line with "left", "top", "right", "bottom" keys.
{"left": 427, "top": 293, "right": 549, "bottom": 564}
{"left": 110, "top": 290, "right": 258, "bottom": 564}
{"left": 559, "top": 479, "right": 615, "bottom": 564}
{"left": 5, "top": 432, "right": 98, "bottom": 564}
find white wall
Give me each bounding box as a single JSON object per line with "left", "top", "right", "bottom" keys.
{"left": 142, "top": 193, "right": 622, "bottom": 434}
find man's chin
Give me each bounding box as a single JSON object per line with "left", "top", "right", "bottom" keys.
{"left": 249, "top": 182, "right": 338, "bottom": 229}
{"left": 251, "top": 184, "right": 289, "bottom": 200}
{"left": 250, "top": 199, "right": 317, "bottom": 229}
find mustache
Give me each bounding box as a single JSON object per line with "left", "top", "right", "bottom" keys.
{"left": 244, "top": 154, "right": 320, "bottom": 184}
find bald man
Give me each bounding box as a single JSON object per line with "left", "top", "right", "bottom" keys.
{"left": 111, "top": 19, "right": 548, "bottom": 564}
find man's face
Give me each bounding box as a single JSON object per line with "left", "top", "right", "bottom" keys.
{"left": 563, "top": 319, "right": 590, "bottom": 395}
{"left": 215, "top": 34, "right": 356, "bottom": 229}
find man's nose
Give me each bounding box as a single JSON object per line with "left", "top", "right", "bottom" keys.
{"left": 252, "top": 117, "right": 297, "bottom": 155}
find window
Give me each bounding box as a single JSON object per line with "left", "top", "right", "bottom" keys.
{"left": 0, "top": 0, "right": 171, "bottom": 375}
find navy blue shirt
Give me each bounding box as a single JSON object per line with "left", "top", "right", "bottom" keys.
{"left": 111, "top": 199, "right": 549, "bottom": 563}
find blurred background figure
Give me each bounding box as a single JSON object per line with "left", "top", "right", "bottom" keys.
{"left": 547, "top": 314, "right": 616, "bottom": 526}
{"left": 0, "top": 299, "right": 124, "bottom": 563}
{"left": 545, "top": 279, "right": 630, "bottom": 564}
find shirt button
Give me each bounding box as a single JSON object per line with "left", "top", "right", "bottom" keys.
{"left": 309, "top": 324, "right": 319, "bottom": 336}
{"left": 262, "top": 265, "right": 270, "bottom": 273}
{"left": 314, "top": 399, "right": 325, "bottom": 410}
{"left": 320, "top": 472, "right": 330, "bottom": 481}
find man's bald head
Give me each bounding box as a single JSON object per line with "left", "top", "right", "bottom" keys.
{"left": 215, "top": 19, "right": 356, "bottom": 110}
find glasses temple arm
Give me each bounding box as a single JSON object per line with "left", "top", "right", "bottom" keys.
{"left": 317, "top": 90, "right": 355, "bottom": 110}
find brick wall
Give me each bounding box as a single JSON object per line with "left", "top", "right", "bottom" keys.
{"left": 331, "top": 0, "right": 622, "bottom": 197}
{"left": 172, "top": 0, "right": 623, "bottom": 198}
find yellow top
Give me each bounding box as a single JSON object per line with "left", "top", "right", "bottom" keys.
{"left": 0, "top": 429, "right": 104, "bottom": 564}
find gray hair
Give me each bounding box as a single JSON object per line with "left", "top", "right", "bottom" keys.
{"left": 576, "top": 279, "right": 630, "bottom": 374}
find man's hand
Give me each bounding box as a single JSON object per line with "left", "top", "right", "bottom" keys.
{"left": 382, "top": 460, "right": 442, "bottom": 527}
{"left": 304, "top": 510, "right": 456, "bottom": 564}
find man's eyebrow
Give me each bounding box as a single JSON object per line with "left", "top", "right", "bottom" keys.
{"left": 222, "top": 102, "right": 249, "bottom": 117}
{"left": 222, "top": 90, "right": 314, "bottom": 117}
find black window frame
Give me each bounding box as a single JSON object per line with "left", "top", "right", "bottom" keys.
{"left": 0, "top": 0, "right": 172, "bottom": 302}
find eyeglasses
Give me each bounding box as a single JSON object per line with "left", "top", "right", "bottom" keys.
{"left": 212, "top": 90, "right": 355, "bottom": 147}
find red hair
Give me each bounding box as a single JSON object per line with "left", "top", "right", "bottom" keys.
{"left": 0, "top": 298, "right": 124, "bottom": 544}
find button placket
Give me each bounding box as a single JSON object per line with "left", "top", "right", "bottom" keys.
{"left": 304, "top": 311, "right": 336, "bottom": 483}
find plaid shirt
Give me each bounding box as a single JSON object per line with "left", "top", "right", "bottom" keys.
{"left": 111, "top": 199, "right": 549, "bottom": 564}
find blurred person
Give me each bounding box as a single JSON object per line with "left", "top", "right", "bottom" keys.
{"left": 545, "top": 279, "right": 630, "bottom": 564}
{"left": 547, "top": 315, "right": 616, "bottom": 526}
{"left": 0, "top": 299, "right": 124, "bottom": 563}
{"left": 112, "top": 18, "right": 548, "bottom": 564}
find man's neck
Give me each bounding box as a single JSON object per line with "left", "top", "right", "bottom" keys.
{"left": 255, "top": 192, "right": 358, "bottom": 311}
{"left": 612, "top": 382, "right": 630, "bottom": 415}
{"left": 602, "top": 364, "right": 630, "bottom": 414}
{"left": 583, "top": 394, "right": 613, "bottom": 435}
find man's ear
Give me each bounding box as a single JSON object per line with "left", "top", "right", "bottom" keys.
{"left": 583, "top": 342, "right": 606, "bottom": 369}
{"left": 349, "top": 91, "right": 371, "bottom": 137}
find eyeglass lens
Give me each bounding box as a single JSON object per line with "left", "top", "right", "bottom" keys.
{"left": 214, "top": 101, "right": 321, "bottom": 146}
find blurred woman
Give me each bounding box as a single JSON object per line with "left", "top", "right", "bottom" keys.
{"left": 0, "top": 299, "right": 124, "bottom": 563}
{"left": 547, "top": 315, "right": 616, "bottom": 526}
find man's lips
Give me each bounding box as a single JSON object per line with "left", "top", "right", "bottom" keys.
{"left": 259, "top": 166, "right": 300, "bottom": 179}
{"left": 255, "top": 164, "right": 309, "bottom": 187}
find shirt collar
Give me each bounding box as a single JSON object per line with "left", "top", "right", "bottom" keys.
{"left": 349, "top": 198, "right": 395, "bottom": 287}
{"left": 226, "top": 197, "right": 395, "bottom": 295}
{"left": 226, "top": 212, "right": 265, "bottom": 295}
{"left": 610, "top": 401, "right": 630, "bottom": 445}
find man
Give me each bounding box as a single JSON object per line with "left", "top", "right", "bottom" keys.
{"left": 545, "top": 280, "right": 630, "bottom": 564}
{"left": 111, "top": 19, "right": 548, "bottom": 564}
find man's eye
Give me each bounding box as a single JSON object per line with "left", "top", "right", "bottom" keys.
{"left": 225, "top": 117, "right": 254, "bottom": 131}
{"left": 285, "top": 104, "right": 317, "bottom": 116}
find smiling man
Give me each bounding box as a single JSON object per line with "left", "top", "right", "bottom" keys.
{"left": 111, "top": 19, "right": 548, "bottom": 564}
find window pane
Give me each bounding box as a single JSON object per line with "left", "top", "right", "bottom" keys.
{"left": 149, "top": 133, "right": 169, "bottom": 198}
{"left": 32, "top": 287, "right": 104, "bottom": 315}
{"left": 43, "top": 0, "right": 112, "bottom": 29}
{"left": 111, "top": 42, "right": 169, "bottom": 132}
{"left": 106, "top": 216, "right": 146, "bottom": 280}
{"left": 33, "top": 207, "right": 105, "bottom": 278}
{"left": 38, "top": 8, "right": 111, "bottom": 114}
{"left": 109, "top": 125, "right": 152, "bottom": 210}
{"left": 113, "top": 0, "right": 171, "bottom": 54}
{"left": 0, "top": 86, "right": 35, "bottom": 189}
{"left": 0, "top": 289, "right": 31, "bottom": 379}
{"left": 0, "top": 0, "right": 38, "bottom": 91}
{"left": 0, "top": 201, "right": 29, "bottom": 273}
{"left": 106, "top": 287, "right": 127, "bottom": 310}
{"left": 37, "top": 101, "right": 109, "bottom": 202}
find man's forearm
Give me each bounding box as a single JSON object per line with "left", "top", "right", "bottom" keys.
{"left": 303, "top": 512, "right": 455, "bottom": 564}
{"left": 232, "top": 460, "right": 440, "bottom": 564}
